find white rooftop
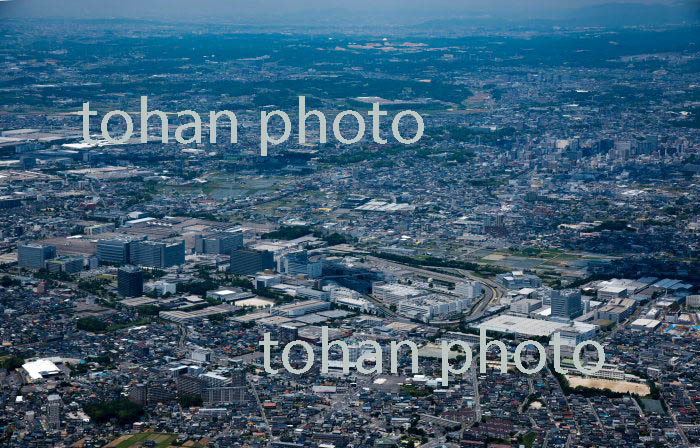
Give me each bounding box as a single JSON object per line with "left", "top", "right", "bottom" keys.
{"left": 479, "top": 315, "right": 570, "bottom": 337}
{"left": 22, "top": 359, "right": 60, "bottom": 381}
{"left": 211, "top": 289, "right": 237, "bottom": 295}
{"left": 631, "top": 318, "right": 661, "bottom": 329}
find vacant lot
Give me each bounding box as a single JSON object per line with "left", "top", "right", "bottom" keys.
{"left": 105, "top": 433, "right": 178, "bottom": 448}
{"left": 566, "top": 376, "right": 650, "bottom": 395}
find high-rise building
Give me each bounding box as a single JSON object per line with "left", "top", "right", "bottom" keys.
{"left": 687, "top": 295, "right": 700, "bottom": 308}
{"left": 128, "top": 383, "right": 148, "bottom": 406}
{"left": 614, "top": 140, "right": 632, "bottom": 160}
{"left": 597, "top": 139, "right": 615, "bottom": 154}
{"left": 118, "top": 265, "right": 144, "bottom": 297}
{"left": 510, "top": 298, "right": 542, "bottom": 315}
{"left": 195, "top": 232, "right": 243, "bottom": 255}
{"left": 201, "top": 372, "right": 230, "bottom": 388}
{"left": 177, "top": 374, "right": 206, "bottom": 397}
{"left": 18, "top": 244, "right": 56, "bottom": 269}
{"left": 97, "top": 238, "right": 133, "bottom": 265}
{"left": 191, "top": 348, "right": 212, "bottom": 363}
{"left": 278, "top": 324, "right": 299, "bottom": 344}
{"left": 638, "top": 135, "right": 659, "bottom": 155}
{"left": 279, "top": 250, "right": 322, "bottom": 278}
{"left": 46, "top": 394, "right": 61, "bottom": 430}
{"left": 550, "top": 289, "right": 583, "bottom": 322}
{"left": 455, "top": 281, "right": 483, "bottom": 299}
{"left": 229, "top": 368, "right": 245, "bottom": 387}
{"left": 229, "top": 249, "right": 274, "bottom": 275}
{"left": 130, "top": 239, "right": 185, "bottom": 268}
{"left": 204, "top": 386, "right": 246, "bottom": 405}
{"left": 147, "top": 383, "right": 177, "bottom": 405}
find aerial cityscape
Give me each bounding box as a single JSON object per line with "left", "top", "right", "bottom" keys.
{"left": 0, "top": 0, "right": 699, "bottom": 447}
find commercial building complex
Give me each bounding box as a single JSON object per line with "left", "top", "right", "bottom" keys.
{"left": 45, "top": 255, "right": 84, "bottom": 274}
{"left": 130, "top": 239, "right": 186, "bottom": 268}
{"left": 496, "top": 271, "right": 543, "bottom": 289}
{"left": 550, "top": 289, "right": 583, "bottom": 322}
{"left": 372, "top": 282, "right": 428, "bottom": 304}
{"left": 397, "top": 294, "right": 472, "bottom": 321}
{"left": 96, "top": 237, "right": 134, "bottom": 264}
{"left": 18, "top": 243, "right": 56, "bottom": 269}
{"left": 195, "top": 232, "right": 244, "bottom": 255}
{"left": 230, "top": 249, "right": 275, "bottom": 275}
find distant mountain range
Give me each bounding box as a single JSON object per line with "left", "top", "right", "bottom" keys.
{"left": 415, "top": 2, "right": 700, "bottom": 29}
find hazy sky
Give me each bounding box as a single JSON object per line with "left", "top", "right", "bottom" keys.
{"left": 0, "top": 0, "right": 693, "bottom": 25}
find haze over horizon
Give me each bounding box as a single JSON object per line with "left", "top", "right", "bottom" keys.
{"left": 0, "top": 0, "right": 698, "bottom": 27}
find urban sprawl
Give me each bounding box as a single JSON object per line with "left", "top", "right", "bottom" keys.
{"left": 0, "top": 13, "right": 699, "bottom": 448}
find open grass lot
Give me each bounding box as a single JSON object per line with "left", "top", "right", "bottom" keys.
{"left": 156, "top": 172, "right": 290, "bottom": 200}
{"left": 204, "top": 174, "right": 288, "bottom": 199}
{"left": 472, "top": 248, "right": 619, "bottom": 274}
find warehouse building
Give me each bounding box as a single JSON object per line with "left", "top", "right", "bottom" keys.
{"left": 477, "top": 314, "right": 597, "bottom": 344}
{"left": 272, "top": 299, "right": 331, "bottom": 317}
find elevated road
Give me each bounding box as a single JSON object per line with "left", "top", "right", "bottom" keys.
{"left": 363, "top": 255, "right": 505, "bottom": 325}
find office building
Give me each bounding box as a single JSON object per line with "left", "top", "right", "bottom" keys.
{"left": 229, "top": 249, "right": 274, "bottom": 275}
{"left": 45, "top": 255, "right": 84, "bottom": 275}
{"left": 195, "top": 232, "right": 244, "bottom": 255}
{"left": 397, "top": 294, "right": 472, "bottom": 321}
{"left": 18, "top": 244, "right": 56, "bottom": 269}
{"left": 371, "top": 282, "right": 429, "bottom": 304}
{"left": 296, "top": 286, "right": 330, "bottom": 301}
{"left": 191, "top": 348, "right": 212, "bottom": 363}
{"left": 550, "top": 289, "right": 583, "bottom": 322}
{"left": 455, "top": 281, "right": 483, "bottom": 299}
{"left": 118, "top": 265, "right": 144, "bottom": 297}
{"left": 686, "top": 295, "right": 700, "bottom": 308}
{"left": 510, "top": 298, "right": 542, "bottom": 315}
{"left": 255, "top": 274, "right": 282, "bottom": 289}
{"left": 496, "top": 271, "right": 542, "bottom": 289}
{"left": 595, "top": 298, "right": 637, "bottom": 323}
{"left": 130, "top": 239, "right": 185, "bottom": 268}
{"left": 0, "top": 197, "right": 22, "bottom": 209}
{"left": 144, "top": 280, "right": 177, "bottom": 296}
{"left": 556, "top": 325, "right": 598, "bottom": 347}
{"left": 96, "top": 238, "right": 133, "bottom": 265}
{"left": 279, "top": 250, "right": 322, "bottom": 278}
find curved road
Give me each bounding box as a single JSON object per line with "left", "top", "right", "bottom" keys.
{"left": 363, "top": 255, "right": 505, "bottom": 324}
